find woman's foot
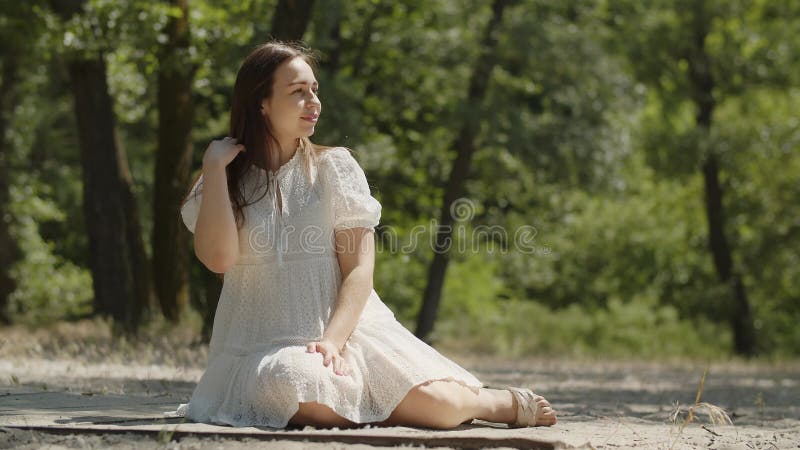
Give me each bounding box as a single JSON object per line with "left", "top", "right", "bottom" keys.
{"left": 506, "top": 386, "right": 557, "bottom": 427}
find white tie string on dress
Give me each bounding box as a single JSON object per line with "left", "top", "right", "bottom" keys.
{"left": 268, "top": 145, "right": 300, "bottom": 266}
{"left": 269, "top": 171, "right": 284, "bottom": 266}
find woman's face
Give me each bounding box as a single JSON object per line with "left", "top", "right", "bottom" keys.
{"left": 261, "top": 57, "right": 322, "bottom": 151}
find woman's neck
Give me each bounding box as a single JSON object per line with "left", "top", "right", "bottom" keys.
{"left": 270, "top": 138, "right": 300, "bottom": 170}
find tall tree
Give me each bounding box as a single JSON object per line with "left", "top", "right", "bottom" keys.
{"left": 49, "top": 0, "right": 152, "bottom": 333}
{"left": 415, "top": 0, "right": 511, "bottom": 343}
{"left": 153, "top": 0, "right": 197, "bottom": 321}
{"left": 686, "top": 1, "right": 756, "bottom": 356}
{"left": 604, "top": 0, "right": 800, "bottom": 355}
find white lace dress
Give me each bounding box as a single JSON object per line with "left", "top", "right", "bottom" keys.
{"left": 173, "top": 146, "right": 483, "bottom": 427}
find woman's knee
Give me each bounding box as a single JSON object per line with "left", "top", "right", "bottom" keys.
{"left": 415, "top": 380, "right": 469, "bottom": 412}
{"left": 389, "top": 380, "right": 472, "bottom": 429}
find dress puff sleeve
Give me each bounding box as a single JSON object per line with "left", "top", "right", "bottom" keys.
{"left": 180, "top": 174, "right": 203, "bottom": 234}
{"left": 320, "top": 147, "right": 382, "bottom": 232}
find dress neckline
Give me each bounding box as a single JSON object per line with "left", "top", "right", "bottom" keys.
{"left": 262, "top": 146, "right": 302, "bottom": 178}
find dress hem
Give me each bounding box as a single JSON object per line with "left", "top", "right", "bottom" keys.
{"left": 172, "top": 374, "right": 484, "bottom": 429}
{"left": 283, "top": 374, "right": 484, "bottom": 428}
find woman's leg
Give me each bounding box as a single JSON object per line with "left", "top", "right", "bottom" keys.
{"left": 373, "top": 379, "right": 556, "bottom": 429}
{"left": 287, "top": 380, "right": 484, "bottom": 430}
{"left": 287, "top": 380, "right": 556, "bottom": 430}
{"left": 289, "top": 401, "right": 359, "bottom": 429}
{"left": 372, "top": 379, "right": 481, "bottom": 429}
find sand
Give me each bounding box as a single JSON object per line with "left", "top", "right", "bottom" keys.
{"left": 1, "top": 352, "right": 797, "bottom": 449}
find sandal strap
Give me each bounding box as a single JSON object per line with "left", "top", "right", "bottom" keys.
{"left": 507, "top": 386, "right": 542, "bottom": 428}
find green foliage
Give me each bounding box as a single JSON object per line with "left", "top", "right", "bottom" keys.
{"left": 373, "top": 221, "right": 435, "bottom": 325}
{"left": 426, "top": 233, "right": 730, "bottom": 359}
{"left": 1, "top": 15, "right": 93, "bottom": 324}
{"left": 715, "top": 87, "right": 800, "bottom": 355}
{"left": 2, "top": 0, "right": 798, "bottom": 359}
{"left": 492, "top": 154, "right": 725, "bottom": 320}
{"left": 6, "top": 175, "right": 93, "bottom": 325}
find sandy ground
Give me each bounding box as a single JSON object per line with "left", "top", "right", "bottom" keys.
{"left": 0, "top": 321, "right": 798, "bottom": 448}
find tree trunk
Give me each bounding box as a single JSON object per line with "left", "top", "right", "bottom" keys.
{"left": 0, "top": 49, "right": 22, "bottom": 324}
{"left": 270, "top": 0, "right": 316, "bottom": 41}
{"left": 688, "top": 2, "right": 756, "bottom": 356}
{"left": 153, "top": 0, "right": 195, "bottom": 322}
{"left": 700, "top": 153, "right": 756, "bottom": 355}
{"left": 51, "top": 0, "right": 151, "bottom": 333}
{"left": 415, "top": 0, "right": 510, "bottom": 343}
{"left": 66, "top": 56, "right": 151, "bottom": 332}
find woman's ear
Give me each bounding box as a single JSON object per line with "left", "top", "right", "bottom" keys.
{"left": 260, "top": 99, "right": 269, "bottom": 117}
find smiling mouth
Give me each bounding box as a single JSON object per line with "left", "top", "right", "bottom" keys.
{"left": 301, "top": 115, "right": 318, "bottom": 123}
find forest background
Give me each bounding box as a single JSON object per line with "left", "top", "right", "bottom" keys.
{"left": 1, "top": 0, "right": 798, "bottom": 361}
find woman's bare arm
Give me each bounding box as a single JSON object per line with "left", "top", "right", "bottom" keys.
{"left": 322, "top": 227, "right": 376, "bottom": 350}
{"left": 193, "top": 138, "right": 245, "bottom": 273}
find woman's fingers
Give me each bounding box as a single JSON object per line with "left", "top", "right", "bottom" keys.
{"left": 306, "top": 341, "right": 349, "bottom": 375}
{"left": 333, "top": 356, "right": 349, "bottom": 376}
{"left": 203, "top": 138, "right": 245, "bottom": 168}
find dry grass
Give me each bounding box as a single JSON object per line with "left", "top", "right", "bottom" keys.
{"left": 0, "top": 310, "right": 207, "bottom": 368}
{"left": 667, "top": 367, "right": 734, "bottom": 450}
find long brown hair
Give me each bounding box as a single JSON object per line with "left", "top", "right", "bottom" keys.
{"left": 182, "top": 40, "right": 335, "bottom": 228}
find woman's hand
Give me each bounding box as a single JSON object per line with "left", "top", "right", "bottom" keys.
{"left": 203, "top": 137, "right": 245, "bottom": 169}
{"left": 306, "top": 339, "right": 351, "bottom": 376}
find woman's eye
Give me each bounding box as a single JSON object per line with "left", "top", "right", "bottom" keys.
{"left": 293, "top": 89, "right": 319, "bottom": 95}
